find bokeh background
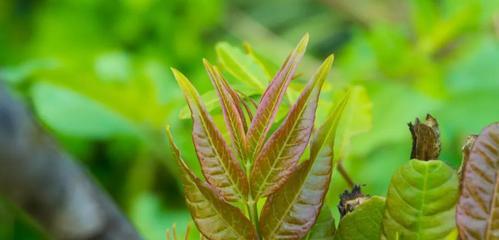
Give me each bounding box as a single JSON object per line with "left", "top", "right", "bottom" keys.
{"left": 1, "top": 0, "right": 499, "bottom": 239}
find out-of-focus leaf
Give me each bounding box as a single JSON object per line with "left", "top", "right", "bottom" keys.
{"left": 204, "top": 60, "right": 248, "bottom": 162}
{"left": 216, "top": 42, "right": 269, "bottom": 90}
{"left": 171, "top": 69, "right": 248, "bottom": 202}
{"left": 334, "top": 85, "right": 372, "bottom": 159}
{"left": 166, "top": 128, "right": 256, "bottom": 240}
{"left": 250, "top": 54, "right": 333, "bottom": 198}
{"left": 31, "top": 82, "right": 138, "bottom": 138}
{"left": 456, "top": 123, "right": 499, "bottom": 239}
{"left": 246, "top": 34, "right": 308, "bottom": 160}
{"left": 259, "top": 92, "right": 349, "bottom": 239}
{"left": 381, "top": 160, "right": 459, "bottom": 239}
{"left": 306, "top": 205, "right": 335, "bottom": 240}
{"left": 0, "top": 59, "right": 58, "bottom": 84}
{"left": 334, "top": 196, "right": 385, "bottom": 240}
{"left": 131, "top": 193, "right": 192, "bottom": 240}
{"left": 94, "top": 51, "right": 131, "bottom": 83}
{"left": 242, "top": 42, "right": 278, "bottom": 80}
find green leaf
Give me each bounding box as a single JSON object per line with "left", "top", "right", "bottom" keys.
{"left": 334, "top": 196, "right": 385, "bottom": 240}
{"left": 246, "top": 34, "right": 309, "bottom": 160}
{"left": 31, "top": 82, "right": 137, "bottom": 138}
{"left": 216, "top": 42, "right": 269, "bottom": 91}
{"left": 172, "top": 68, "right": 248, "bottom": 202}
{"left": 250, "top": 54, "right": 334, "bottom": 198}
{"left": 204, "top": 60, "right": 248, "bottom": 162}
{"left": 456, "top": 123, "right": 499, "bottom": 239}
{"left": 381, "top": 160, "right": 459, "bottom": 240}
{"left": 166, "top": 128, "right": 257, "bottom": 240}
{"left": 306, "top": 205, "right": 336, "bottom": 240}
{"left": 259, "top": 92, "right": 349, "bottom": 239}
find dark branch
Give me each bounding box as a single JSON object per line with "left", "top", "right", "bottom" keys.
{"left": 408, "top": 114, "right": 441, "bottom": 161}
{"left": 0, "top": 84, "right": 142, "bottom": 240}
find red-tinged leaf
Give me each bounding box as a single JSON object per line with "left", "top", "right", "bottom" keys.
{"left": 204, "top": 60, "right": 249, "bottom": 164}
{"left": 166, "top": 128, "right": 257, "bottom": 240}
{"left": 259, "top": 93, "right": 350, "bottom": 240}
{"left": 456, "top": 123, "right": 499, "bottom": 239}
{"left": 171, "top": 68, "right": 248, "bottom": 202}
{"left": 250, "top": 55, "right": 334, "bottom": 198}
{"left": 246, "top": 34, "right": 309, "bottom": 159}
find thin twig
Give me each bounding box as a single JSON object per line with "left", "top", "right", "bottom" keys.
{"left": 337, "top": 161, "right": 354, "bottom": 188}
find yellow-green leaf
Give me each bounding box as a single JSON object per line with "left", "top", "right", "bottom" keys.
{"left": 216, "top": 42, "right": 269, "bottom": 91}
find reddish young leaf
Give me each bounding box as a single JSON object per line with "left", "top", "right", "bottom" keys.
{"left": 171, "top": 68, "right": 248, "bottom": 202}
{"left": 204, "top": 60, "right": 248, "bottom": 163}
{"left": 246, "top": 34, "right": 309, "bottom": 159}
{"left": 457, "top": 123, "right": 499, "bottom": 239}
{"left": 166, "top": 128, "right": 257, "bottom": 240}
{"left": 250, "top": 54, "right": 334, "bottom": 198}
{"left": 259, "top": 93, "right": 350, "bottom": 240}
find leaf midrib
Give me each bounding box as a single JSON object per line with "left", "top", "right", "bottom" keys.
{"left": 193, "top": 89, "right": 243, "bottom": 200}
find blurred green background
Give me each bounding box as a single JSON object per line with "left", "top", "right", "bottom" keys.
{"left": 1, "top": 0, "right": 499, "bottom": 239}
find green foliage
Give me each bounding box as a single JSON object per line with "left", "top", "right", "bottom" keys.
{"left": 169, "top": 35, "right": 349, "bottom": 239}
{"left": 306, "top": 206, "right": 335, "bottom": 240}
{"left": 2, "top": 0, "right": 499, "bottom": 239}
{"left": 334, "top": 196, "right": 385, "bottom": 240}
{"left": 381, "top": 160, "right": 459, "bottom": 239}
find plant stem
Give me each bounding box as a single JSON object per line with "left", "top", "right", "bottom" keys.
{"left": 337, "top": 161, "right": 354, "bottom": 188}
{"left": 247, "top": 198, "right": 260, "bottom": 239}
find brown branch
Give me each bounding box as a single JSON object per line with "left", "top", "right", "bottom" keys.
{"left": 337, "top": 161, "right": 354, "bottom": 188}
{"left": 0, "top": 84, "right": 142, "bottom": 240}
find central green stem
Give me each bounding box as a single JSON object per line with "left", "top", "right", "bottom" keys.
{"left": 245, "top": 159, "right": 261, "bottom": 239}
{"left": 247, "top": 197, "right": 260, "bottom": 239}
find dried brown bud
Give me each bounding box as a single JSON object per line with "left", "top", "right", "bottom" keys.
{"left": 408, "top": 114, "right": 441, "bottom": 161}
{"left": 338, "top": 185, "right": 370, "bottom": 218}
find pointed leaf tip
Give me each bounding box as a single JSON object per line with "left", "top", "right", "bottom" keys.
{"left": 173, "top": 63, "right": 248, "bottom": 202}
{"left": 297, "top": 33, "right": 310, "bottom": 53}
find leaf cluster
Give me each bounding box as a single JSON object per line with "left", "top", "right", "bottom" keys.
{"left": 169, "top": 35, "right": 499, "bottom": 240}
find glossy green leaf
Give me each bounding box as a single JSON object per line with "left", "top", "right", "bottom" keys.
{"left": 216, "top": 42, "right": 269, "bottom": 90}
{"left": 172, "top": 68, "right": 248, "bottom": 202}
{"left": 259, "top": 92, "right": 349, "bottom": 240}
{"left": 31, "top": 82, "right": 138, "bottom": 138}
{"left": 246, "top": 34, "right": 309, "bottom": 160}
{"left": 166, "top": 128, "right": 257, "bottom": 240}
{"left": 250, "top": 54, "right": 334, "bottom": 198}
{"left": 381, "top": 160, "right": 459, "bottom": 240}
{"left": 334, "top": 196, "right": 385, "bottom": 240}
{"left": 204, "top": 60, "right": 248, "bottom": 163}
{"left": 306, "top": 205, "right": 336, "bottom": 240}
{"left": 456, "top": 123, "right": 499, "bottom": 239}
